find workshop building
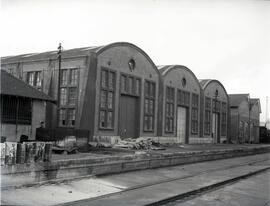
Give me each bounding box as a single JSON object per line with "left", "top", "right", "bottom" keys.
{"left": 199, "top": 79, "right": 229, "bottom": 143}
{"left": 157, "top": 65, "right": 201, "bottom": 144}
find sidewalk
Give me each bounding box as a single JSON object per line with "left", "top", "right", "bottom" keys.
{"left": 1, "top": 144, "right": 270, "bottom": 190}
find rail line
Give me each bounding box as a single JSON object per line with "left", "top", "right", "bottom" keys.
{"left": 61, "top": 155, "right": 270, "bottom": 206}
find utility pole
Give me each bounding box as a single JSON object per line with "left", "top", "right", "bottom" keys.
{"left": 266, "top": 96, "right": 269, "bottom": 128}
{"left": 57, "top": 43, "right": 63, "bottom": 126}
{"left": 248, "top": 95, "right": 252, "bottom": 143}
{"left": 214, "top": 90, "right": 218, "bottom": 143}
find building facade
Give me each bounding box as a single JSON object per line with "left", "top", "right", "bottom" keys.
{"left": 199, "top": 80, "right": 229, "bottom": 143}
{"left": 1, "top": 42, "right": 160, "bottom": 144}
{"left": 157, "top": 65, "right": 201, "bottom": 144}
{"left": 229, "top": 94, "right": 261, "bottom": 143}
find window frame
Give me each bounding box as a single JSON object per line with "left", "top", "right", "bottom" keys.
{"left": 191, "top": 93, "right": 199, "bottom": 135}
{"left": 204, "top": 97, "right": 211, "bottom": 135}
{"left": 143, "top": 80, "right": 156, "bottom": 132}
{"left": 58, "top": 68, "right": 79, "bottom": 128}
{"left": 165, "top": 86, "right": 175, "bottom": 133}
{"left": 98, "top": 67, "right": 116, "bottom": 130}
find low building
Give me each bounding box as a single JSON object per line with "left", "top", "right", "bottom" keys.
{"left": 199, "top": 79, "right": 229, "bottom": 143}
{"left": 229, "top": 94, "right": 261, "bottom": 143}
{"left": 0, "top": 70, "right": 56, "bottom": 142}
{"left": 157, "top": 65, "right": 201, "bottom": 144}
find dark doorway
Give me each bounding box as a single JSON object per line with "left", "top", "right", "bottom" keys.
{"left": 119, "top": 95, "right": 139, "bottom": 138}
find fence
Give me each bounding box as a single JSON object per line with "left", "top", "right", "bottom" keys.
{"left": 0, "top": 142, "right": 52, "bottom": 165}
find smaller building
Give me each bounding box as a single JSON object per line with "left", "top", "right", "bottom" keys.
{"left": 200, "top": 79, "right": 229, "bottom": 143}
{"left": 1, "top": 70, "right": 56, "bottom": 142}
{"left": 157, "top": 65, "right": 201, "bottom": 144}
{"left": 228, "top": 94, "right": 261, "bottom": 144}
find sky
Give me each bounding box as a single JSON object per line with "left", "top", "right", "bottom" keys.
{"left": 1, "top": 0, "right": 270, "bottom": 125}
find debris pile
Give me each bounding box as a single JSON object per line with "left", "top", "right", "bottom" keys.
{"left": 113, "top": 138, "right": 165, "bottom": 150}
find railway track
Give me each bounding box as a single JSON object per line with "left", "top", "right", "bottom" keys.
{"left": 60, "top": 154, "right": 270, "bottom": 206}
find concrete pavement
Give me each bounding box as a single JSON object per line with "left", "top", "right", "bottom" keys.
{"left": 1, "top": 153, "right": 269, "bottom": 206}
{"left": 166, "top": 170, "right": 270, "bottom": 206}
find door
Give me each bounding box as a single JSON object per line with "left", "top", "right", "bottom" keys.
{"left": 212, "top": 113, "right": 219, "bottom": 143}
{"left": 177, "top": 106, "right": 187, "bottom": 144}
{"left": 119, "top": 95, "right": 139, "bottom": 138}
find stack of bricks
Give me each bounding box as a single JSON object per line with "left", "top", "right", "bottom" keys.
{"left": 0, "top": 142, "right": 52, "bottom": 165}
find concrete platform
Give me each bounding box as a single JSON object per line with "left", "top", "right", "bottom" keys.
{"left": 1, "top": 144, "right": 270, "bottom": 189}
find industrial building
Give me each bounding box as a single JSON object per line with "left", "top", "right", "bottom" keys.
{"left": 199, "top": 79, "right": 229, "bottom": 143}
{"left": 229, "top": 94, "right": 261, "bottom": 143}
{"left": 157, "top": 65, "right": 201, "bottom": 144}
{"left": 1, "top": 42, "right": 261, "bottom": 145}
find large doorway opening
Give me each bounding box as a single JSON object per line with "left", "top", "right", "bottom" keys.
{"left": 119, "top": 95, "right": 140, "bottom": 139}
{"left": 177, "top": 106, "right": 187, "bottom": 144}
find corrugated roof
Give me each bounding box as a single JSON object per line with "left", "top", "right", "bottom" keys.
{"left": 1, "top": 70, "right": 56, "bottom": 102}
{"left": 228, "top": 94, "right": 249, "bottom": 107}
{"left": 1, "top": 46, "right": 103, "bottom": 64}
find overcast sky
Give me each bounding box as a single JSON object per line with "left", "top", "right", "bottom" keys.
{"left": 1, "top": 0, "right": 270, "bottom": 125}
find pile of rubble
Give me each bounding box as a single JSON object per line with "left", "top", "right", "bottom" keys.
{"left": 113, "top": 138, "right": 164, "bottom": 150}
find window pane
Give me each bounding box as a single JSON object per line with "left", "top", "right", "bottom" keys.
{"left": 61, "top": 69, "right": 68, "bottom": 85}
{"left": 145, "top": 99, "right": 149, "bottom": 114}
{"left": 60, "top": 88, "right": 67, "bottom": 105}
{"left": 101, "top": 70, "right": 107, "bottom": 88}
{"left": 128, "top": 77, "right": 133, "bottom": 94}
{"left": 99, "top": 111, "right": 105, "bottom": 128}
{"left": 68, "top": 87, "right": 77, "bottom": 105}
{"left": 36, "top": 71, "right": 42, "bottom": 87}
{"left": 144, "top": 116, "right": 148, "bottom": 131}
{"left": 135, "top": 79, "right": 140, "bottom": 95}
{"left": 67, "top": 109, "right": 76, "bottom": 126}
{"left": 149, "top": 116, "right": 153, "bottom": 130}
{"left": 149, "top": 100, "right": 154, "bottom": 114}
{"left": 108, "top": 72, "right": 114, "bottom": 90}
{"left": 107, "top": 111, "right": 113, "bottom": 128}
{"left": 27, "top": 72, "right": 35, "bottom": 86}
{"left": 100, "top": 90, "right": 107, "bottom": 108}
{"left": 108, "top": 92, "right": 113, "bottom": 109}
{"left": 70, "top": 69, "right": 78, "bottom": 85}
{"left": 59, "top": 109, "right": 66, "bottom": 126}
{"left": 121, "top": 75, "right": 126, "bottom": 93}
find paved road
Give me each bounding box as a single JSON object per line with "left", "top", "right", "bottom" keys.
{"left": 1, "top": 153, "right": 270, "bottom": 206}
{"left": 165, "top": 170, "right": 270, "bottom": 206}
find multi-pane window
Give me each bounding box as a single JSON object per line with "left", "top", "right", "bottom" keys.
{"left": 221, "top": 102, "right": 227, "bottom": 136}
{"left": 70, "top": 69, "right": 78, "bottom": 85}
{"left": 61, "top": 69, "right": 68, "bottom": 85}
{"left": 165, "top": 87, "right": 175, "bottom": 133}
{"left": 60, "top": 88, "right": 67, "bottom": 105}
{"left": 177, "top": 90, "right": 190, "bottom": 106}
{"left": 239, "top": 121, "right": 244, "bottom": 141}
{"left": 204, "top": 97, "right": 211, "bottom": 135}
{"left": 144, "top": 80, "right": 155, "bottom": 132}
{"left": 212, "top": 99, "right": 220, "bottom": 113}
{"left": 58, "top": 68, "right": 78, "bottom": 127}
{"left": 191, "top": 93, "right": 199, "bottom": 134}
{"left": 99, "top": 69, "right": 115, "bottom": 129}
{"left": 120, "top": 74, "right": 140, "bottom": 96}
{"left": 27, "top": 71, "right": 42, "bottom": 90}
